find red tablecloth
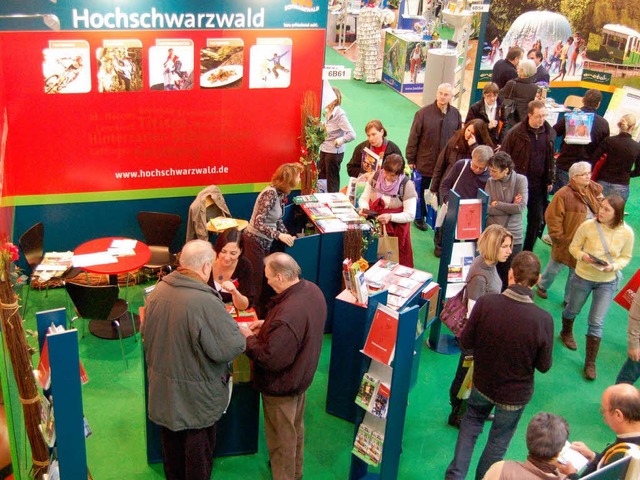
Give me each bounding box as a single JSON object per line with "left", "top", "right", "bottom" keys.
{"left": 73, "top": 237, "right": 151, "bottom": 275}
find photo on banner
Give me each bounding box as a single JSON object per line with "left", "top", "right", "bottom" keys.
{"left": 604, "top": 86, "right": 640, "bottom": 141}
{"left": 149, "top": 39, "right": 194, "bottom": 91}
{"left": 478, "top": 0, "right": 640, "bottom": 86}
{"left": 96, "top": 39, "right": 143, "bottom": 93}
{"left": 43, "top": 40, "right": 91, "bottom": 94}
{"left": 200, "top": 38, "right": 244, "bottom": 89}
{"left": 249, "top": 37, "right": 293, "bottom": 89}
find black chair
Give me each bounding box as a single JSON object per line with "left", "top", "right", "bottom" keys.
{"left": 19, "top": 222, "right": 45, "bottom": 317}
{"left": 65, "top": 282, "right": 133, "bottom": 368}
{"left": 137, "top": 212, "right": 181, "bottom": 272}
{"left": 18, "top": 222, "right": 84, "bottom": 318}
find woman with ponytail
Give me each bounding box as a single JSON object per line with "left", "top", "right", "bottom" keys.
{"left": 590, "top": 113, "right": 640, "bottom": 201}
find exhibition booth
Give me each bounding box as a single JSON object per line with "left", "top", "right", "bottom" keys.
{"left": 1, "top": 0, "right": 640, "bottom": 479}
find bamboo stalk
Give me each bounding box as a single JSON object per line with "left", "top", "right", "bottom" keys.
{"left": 0, "top": 262, "right": 49, "bottom": 479}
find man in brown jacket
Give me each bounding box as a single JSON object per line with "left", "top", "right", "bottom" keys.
{"left": 535, "top": 161, "right": 603, "bottom": 349}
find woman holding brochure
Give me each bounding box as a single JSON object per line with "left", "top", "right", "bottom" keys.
{"left": 208, "top": 227, "right": 254, "bottom": 312}
{"left": 562, "top": 194, "right": 634, "bottom": 380}
{"left": 447, "top": 225, "right": 513, "bottom": 427}
{"left": 358, "top": 154, "right": 417, "bottom": 267}
{"left": 346, "top": 119, "right": 403, "bottom": 178}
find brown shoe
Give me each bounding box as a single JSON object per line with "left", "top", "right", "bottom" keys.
{"left": 560, "top": 317, "right": 577, "bottom": 350}
{"left": 584, "top": 335, "right": 601, "bottom": 380}
{"left": 536, "top": 286, "right": 548, "bottom": 299}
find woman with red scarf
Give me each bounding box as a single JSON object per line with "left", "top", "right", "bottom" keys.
{"left": 358, "top": 154, "right": 417, "bottom": 267}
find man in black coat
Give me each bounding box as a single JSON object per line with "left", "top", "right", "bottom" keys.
{"left": 445, "top": 251, "right": 554, "bottom": 480}
{"left": 491, "top": 47, "right": 523, "bottom": 89}
{"left": 501, "top": 100, "right": 556, "bottom": 252}
{"left": 406, "top": 82, "right": 461, "bottom": 231}
{"left": 527, "top": 49, "right": 550, "bottom": 84}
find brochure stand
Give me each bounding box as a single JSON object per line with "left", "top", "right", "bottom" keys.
{"left": 427, "top": 189, "right": 488, "bottom": 354}
{"left": 47, "top": 328, "right": 89, "bottom": 480}
{"left": 33, "top": 308, "right": 88, "bottom": 480}
{"left": 349, "top": 303, "right": 421, "bottom": 480}
{"left": 327, "top": 283, "right": 429, "bottom": 423}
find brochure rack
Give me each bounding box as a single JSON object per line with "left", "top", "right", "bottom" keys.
{"left": 349, "top": 303, "right": 421, "bottom": 480}
{"left": 327, "top": 278, "right": 429, "bottom": 423}
{"left": 47, "top": 328, "right": 88, "bottom": 479}
{"left": 427, "top": 189, "right": 489, "bottom": 354}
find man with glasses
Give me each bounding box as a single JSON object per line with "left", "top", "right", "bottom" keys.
{"left": 536, "top": 162, "right": 603, "bottom": 351}
{"left": 406, "top": 82, "right": 462, "bottom": 231}
{"left": 502, "top": 100, "right": 556, "bottom": 252}
{"left": 570, "top": 384, "right": 640, "bottom": 476}
{"left": 527, "top": 49, "right": 550, "bottom": 84}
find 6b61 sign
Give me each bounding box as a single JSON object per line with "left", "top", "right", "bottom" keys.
{"left": 323, "top": 65, "right": 351, "bottom": 80}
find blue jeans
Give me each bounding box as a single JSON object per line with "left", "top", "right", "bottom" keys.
{"left": 445, "top": 388, "right": 525, "bottom": 480}
{"left": 538, "top": 257, "right": 573, "bottom": 304}
{"left": 616, "top": 358, "right": 640, "bottom": 385}
{"left": 597, "top": 181, "right": 629, "bottom": 202}
{"left": 562, "top": 273, "right": 619, "bottom": 338}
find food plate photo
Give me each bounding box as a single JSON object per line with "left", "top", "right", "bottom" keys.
{"left": 200, "top": 65, "right": 243, "bottom": 88}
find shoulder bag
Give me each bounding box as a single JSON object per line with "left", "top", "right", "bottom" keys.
{"left": 435, "top": 160, "right": 469, "bottom": 229}
{"left": 439, "top": 273, "right": 486, "bottom": 337}
{"left": 594, "top": 221, "right": 623, "bottom": 281}
{"left": 502, "top": 81, "right": 517, "bottom": 125}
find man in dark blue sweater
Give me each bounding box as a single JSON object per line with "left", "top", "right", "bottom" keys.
{"left": 444, "top": 251, "right": 554, "bottom": 480}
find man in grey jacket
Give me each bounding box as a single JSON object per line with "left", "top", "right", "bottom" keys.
{"left": 142, "top": 239, "right": 246, "bottom": 480}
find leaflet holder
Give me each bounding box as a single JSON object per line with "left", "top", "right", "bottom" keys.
{"left": 427, "top": 188, "right": 489, "bottom": 354}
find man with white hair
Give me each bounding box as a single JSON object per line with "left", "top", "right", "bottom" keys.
{"left": 142, "top": 239, "right": 246, "bottom": 480}
{"left": 406, "top": 82, "right": 462, "bottom": 231}
{"left": 536, "top": 161, "right": 603, "bottom": 352}
{"left": 242, "top": 252, "right": 326, "bottom": 480}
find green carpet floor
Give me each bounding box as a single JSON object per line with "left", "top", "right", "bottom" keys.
{"left": 7, "top": 47, "right": 640, "bottom": 479}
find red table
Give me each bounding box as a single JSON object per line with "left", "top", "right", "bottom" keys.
{"left": 73, "top": 237, "right": 151, "bottom": 339}
{"left": 74, "top": 237, "right": 151, "bottom": 283}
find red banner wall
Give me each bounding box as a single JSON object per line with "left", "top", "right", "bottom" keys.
{"left": 1, "top": 29, "right": 325, "bottom": 198}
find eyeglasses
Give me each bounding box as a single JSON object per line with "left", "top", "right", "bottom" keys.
{"left": 575, "top": 172, "right": 591, "bottom": 177}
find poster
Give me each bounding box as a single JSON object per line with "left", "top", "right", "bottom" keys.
{"left": 478, "top": 0, "right": 640, "bottom": 87}
{"left": 603, "top": 86, "right": 640, "bottom": 141}
{"left": 0, "top": 0, "right": 327, "bottom": 200}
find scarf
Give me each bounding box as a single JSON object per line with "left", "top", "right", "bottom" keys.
{"left": 375, "top": 172, "right": 405, "bottom": 199}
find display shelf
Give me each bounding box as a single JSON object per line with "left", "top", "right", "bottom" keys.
{"left": 42, "top": 320, "right": 88, "bottom": 480}
{"left": 349, "top": 302, "right": 421, "bottom": 480}
{"left": 427, "top": 189, "right": 488, "bottom": 354}
{"left": 327, "top": 273, "right": 430, "bottom": 423}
